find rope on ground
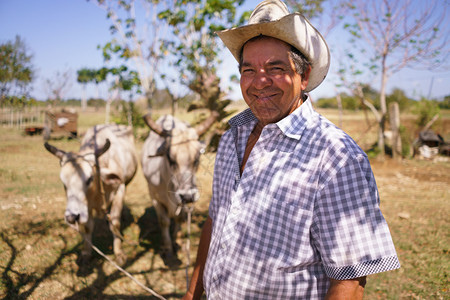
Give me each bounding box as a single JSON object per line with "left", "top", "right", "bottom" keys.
{"left": 69, "top": 223, "right": 167, "bottom": 300}
{"left": 89, "top": 242, "right": 167, "bottom": 300}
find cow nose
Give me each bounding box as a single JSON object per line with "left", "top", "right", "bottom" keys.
{"left": 179, "top": 193, "right": 195, "bottom": 204}
{"left": 66, "top": 214, "right": 80, "bottom": 224}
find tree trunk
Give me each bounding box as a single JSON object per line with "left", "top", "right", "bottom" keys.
{"left": 378, "top": 56, "right": 388, "bottom": 158}
{"left": 81, "top": 85, "right": 87, "bottom": 112}
{"left": 356, "top": 84, "right": 384, "bottom": 156}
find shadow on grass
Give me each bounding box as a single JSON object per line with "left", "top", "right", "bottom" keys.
{"left": 1, "top": 229, "right": 81, "bottom": 299}
{"left": 137, "top": 206, "right": 162, "bottom": 252}
{"left": 137, "top": 206, "right": 209, "bottom": 269}
{"left": 0, "top": 205, "right": 209, "bottom": 299}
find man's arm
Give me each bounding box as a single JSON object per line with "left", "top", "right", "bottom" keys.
{"left": 182, "top": 216, "right": 213, "bottom": 300}
{"left": 325, "top": 277, "right": 366, "bottom": 300}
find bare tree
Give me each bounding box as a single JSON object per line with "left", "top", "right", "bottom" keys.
{"left": 344, "top": 0, "right": 449, "bottom": 157}
{"left": 286, "top": 0, "right": 349, "bottom": 37}
{"left": 44, "top": 69, "right": 72, "bottom": 105}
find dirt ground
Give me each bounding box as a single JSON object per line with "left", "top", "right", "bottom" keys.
{"left": 0, "top": 115, "right": 449, "bottom": 299}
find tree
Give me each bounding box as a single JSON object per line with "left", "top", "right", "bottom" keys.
{"left": 0, "top": 35, "right": 34, "bottom": 104}
{"left": 343, "top": 0, "right": 449, "bottom": 157}
{"left": 92, "top": 0, "right": 247, "bottom": 150}
{"left": 76, "top": 66, "right": 108, "bottom": 109}
{"left": 413, "top": 98, "right": 440, "bottom": 128}
{"left": 109, "top": 66, "right": 141, "bottom": 125}
{"left": 285, "top": 0, "right": 326, "bottom": 19}
{"left": 44, "top": 69, "right": 72, "bottom": 105}
{"left": 92, "top": 0, "right": 172, "bottom": 108}
{"left": 77, "top": 68, "right": 95, "bottom": 111}
{"left": 90, "top": 67, "right": 109, "bottom": 100}
{"left": 158, "top": 0, "right": 246, "bottom": 128}
{"left": 386, "top": 88, "right": 413, "bottom": 112}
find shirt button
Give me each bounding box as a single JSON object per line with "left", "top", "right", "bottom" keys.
{"left": 232, "top": 207, "right": 239, "bottom": 215}
{"left": 221, "top": 243, "right": 226, "bottom": 250}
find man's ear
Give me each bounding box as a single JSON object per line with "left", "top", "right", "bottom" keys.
{"left": 301, "top": 65, "right": 312, "bottom": 90}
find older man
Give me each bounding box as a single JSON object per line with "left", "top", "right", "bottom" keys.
{"left": 183, "top": 1, "right": 400, "bottom": 299}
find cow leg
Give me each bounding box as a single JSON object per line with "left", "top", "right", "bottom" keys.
{"left": 153, "top": 200, "right": 172, "bottom": 254}
{"left": 172, "top": 216, "right": 182, "bottom": 253}
{"left": 153, "top": 200, "right": 181, "bottom": 267}
{"left": 109, "top": 183, "right": 126, "bottom": 266}
{"left": 78, "top": 218, "right": 94, "bottom": 264}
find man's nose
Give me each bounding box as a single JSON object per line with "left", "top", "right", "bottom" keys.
{"left": 253, "top": 71, "right": 272, "bottom": 89}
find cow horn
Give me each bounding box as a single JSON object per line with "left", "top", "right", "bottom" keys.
{"left": 95, "top": 139, "right": 111, "bottom": 157}
{"left": 195, "top": 111, "right": 219, "bottom": 136}
{"left": 44, "top": 142, "right": 66, "bottom": 160}
{"left": 143, "top": 113, "right": 167, "bottom": 136}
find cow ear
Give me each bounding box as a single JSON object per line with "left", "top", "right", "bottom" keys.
{"left": 44, "top": 142, "right": 66, "bottom": 160}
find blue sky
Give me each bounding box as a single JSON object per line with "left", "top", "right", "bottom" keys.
{"left": 1, "top": 0, "right": 449, "bottom": 102}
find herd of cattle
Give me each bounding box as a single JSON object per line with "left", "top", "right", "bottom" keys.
{"left": 44, "top": 112, "right": 218, "bottom": 267}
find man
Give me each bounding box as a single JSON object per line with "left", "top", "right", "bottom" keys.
{"left": 183, "top": 0, "right": 400, "bottom": 299}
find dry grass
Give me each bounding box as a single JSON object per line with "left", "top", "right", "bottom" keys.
{"left": 0, "top": 107, "right": 449, "bottom": 299}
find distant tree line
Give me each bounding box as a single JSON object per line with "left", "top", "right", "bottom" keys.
{"left": 315, "top": 85, "right": 450, "bottom": 111}
{"left": 55, "top": 88, "right": 197, "bottom": 110}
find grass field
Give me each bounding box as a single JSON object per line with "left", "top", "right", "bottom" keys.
{"left": 0, "top": 106, "right": 449, "bottom": 299}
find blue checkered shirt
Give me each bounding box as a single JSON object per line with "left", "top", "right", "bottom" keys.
{"left": 203, "top": 100, "right": 400, "bottom": 299}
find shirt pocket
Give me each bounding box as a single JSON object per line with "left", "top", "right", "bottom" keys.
{"left": 248, "top": 197, "right": 314, "bottom": 265}
{"left": 261, "top": 164, "right": 317, "bottom": 210}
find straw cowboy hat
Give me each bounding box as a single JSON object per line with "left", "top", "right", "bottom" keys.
{"left": 217, "top": 0, "right": 330, "bottom": 92}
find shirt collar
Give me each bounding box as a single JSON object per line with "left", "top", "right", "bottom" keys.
{"left": 228, "top": 97, "right": 316, "bottom": 141}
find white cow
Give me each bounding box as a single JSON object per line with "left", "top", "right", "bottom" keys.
{"left": 45, "top": 124, "right": 138, "bottom": 266}
{"left": 141, "top": 112, "right": 218, "bottom": 266}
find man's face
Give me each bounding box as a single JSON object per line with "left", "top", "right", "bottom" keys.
{"left": 240, "top": 36, "right": 309, "bottom": 126}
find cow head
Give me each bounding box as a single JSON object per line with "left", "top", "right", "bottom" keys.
{"left": 44, "top": 140, "right": 111, "bottom": 225}
{"left": 144, "top": 112, "right": 218, "bottom": 205}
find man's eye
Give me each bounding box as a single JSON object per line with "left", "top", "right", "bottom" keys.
{"left": 242, "top": 69, "right": 255, "bottom": 75}
{"left": 269, "top": 67, "right": 284, "bottom": 73}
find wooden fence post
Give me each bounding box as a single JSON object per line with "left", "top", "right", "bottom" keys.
{"left": 389, "top": 102, "right": 402, "bottom": 160}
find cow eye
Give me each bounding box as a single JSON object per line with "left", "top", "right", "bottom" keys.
{"left": 193, "top": 152, "right": 201, "bottom": 169}
{"left": 167, "top": 153, "right": 177, "bottom": 169}
{"left": 194, "top": 159, "right": 201, "bottom": 170}
{"left": 86, "top": 176, "right": 94, "bottom": 186}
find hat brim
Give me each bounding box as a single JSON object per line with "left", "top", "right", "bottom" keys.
{"left": 217, "top": 13, "right": 330, "bottom": 92}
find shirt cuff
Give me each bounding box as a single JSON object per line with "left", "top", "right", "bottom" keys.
{"left": 324, "top": 255, "right": 401, "bottom": 280}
